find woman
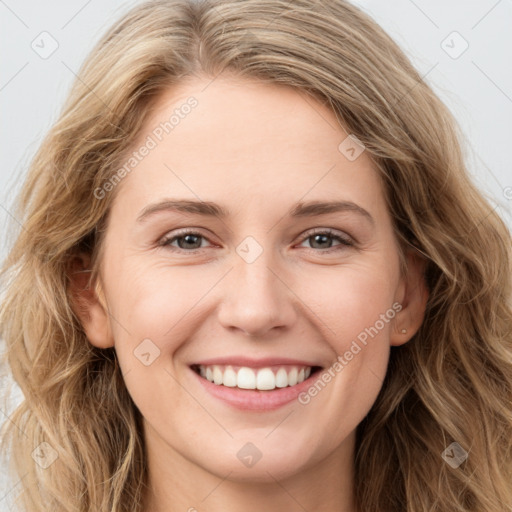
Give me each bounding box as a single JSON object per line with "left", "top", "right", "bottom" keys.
{"left": 1, "top": 0, "right": 511, "bottom": 511}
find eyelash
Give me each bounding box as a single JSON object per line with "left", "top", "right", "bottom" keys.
{"left": 158, "top": 228, "right": 355, "bottom": 254}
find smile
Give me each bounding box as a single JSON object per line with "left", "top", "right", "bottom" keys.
{"left": 191, "top": 364, "right": 322, "bottom": 391}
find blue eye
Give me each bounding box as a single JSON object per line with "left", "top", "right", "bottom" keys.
{"left": 298, "top": 228, "right": 354, "bottom": 252}
{"left": 159, "top": 230, "right": 208, "bottom": 252}
{"left": 158, "top": 228, "right": 354, "bottom": 254}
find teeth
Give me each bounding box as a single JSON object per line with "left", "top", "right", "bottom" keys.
{"left": 238, "top": 367, "right": 256, "bottom": 389}
{"left": 223, "top": 366, "right": 237, "bottom": 387}
{"left": 288, "top": 367, "right": 298, "bottom": 386}
{"left": 256, "top": 368, "right": 275, "bottom": 390}
{"left": 197, "top": 364, "right": 315, "bottom": 390}
{"left": 213, "top": 366, "right": 223, "bottom": 385}
{"left": 275, "top": 368, "right": 288, "bottom": 388}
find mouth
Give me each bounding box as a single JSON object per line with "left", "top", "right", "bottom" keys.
{"left": 190, "top": 363, "right": 323, "bottom": 391}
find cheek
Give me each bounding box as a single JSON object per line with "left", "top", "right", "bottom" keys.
{"left": 305, "top": 263, "right": 398, "bottom": 343}
{"left": 290, "top": 266, "right": 396, "bottom": 457}
{"left": 108, "top": 261, "right": 217, "bottom": 352}
{"left": 105, "top": 264, "right": 198, "bottom": 418}
{"left": 300, "top": 261, "right": 398, "bottom": 407}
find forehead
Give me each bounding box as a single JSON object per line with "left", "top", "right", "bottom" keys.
{"left": 112, "top": 75, "right": 386, "bottom": 221}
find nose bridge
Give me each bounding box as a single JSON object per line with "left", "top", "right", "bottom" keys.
{"left": 217, "top": 234, "right": 296, "bottom": 336}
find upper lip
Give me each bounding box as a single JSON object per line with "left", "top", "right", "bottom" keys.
{"left": 190, "top": 356, "right": 323, "bottom": 368}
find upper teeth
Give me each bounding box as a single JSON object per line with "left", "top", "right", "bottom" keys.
{"left": 198, "top": 365, "right": 312, "bottom": 390}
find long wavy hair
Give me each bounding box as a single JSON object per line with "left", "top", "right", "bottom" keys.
{"left": 1, "top": 0, "right": 511, "bottom": 510}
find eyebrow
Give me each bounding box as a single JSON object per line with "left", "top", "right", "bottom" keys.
{"left": 136, "top": 199, "right": 374, "bottom": 225}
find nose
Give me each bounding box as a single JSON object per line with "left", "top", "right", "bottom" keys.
{"left": 216, "top": 243, "right": 297, "bottom": 338}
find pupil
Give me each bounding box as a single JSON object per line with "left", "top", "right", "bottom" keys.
{"left": 312, "top": 234, "right": 330, "bottom": 249}
{"left": 180, "top": 234, "right": 201, "bottom": 249}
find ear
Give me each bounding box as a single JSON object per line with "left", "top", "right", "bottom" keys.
{"left": 67, "top": 252, "right": 114, "bottom": 349}
{"left": 390, "top": 249, "right": 429, "bottom": 347}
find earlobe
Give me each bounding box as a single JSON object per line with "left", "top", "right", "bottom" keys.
{"left": 390, "top": 250, "right": 429, "bottom": 347}
{"left": 67, "top": 253, "right": 114, "bottom": 349}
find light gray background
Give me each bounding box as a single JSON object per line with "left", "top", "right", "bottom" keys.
{"left": 1, "top": 0, "right": 511, "bottom": 508}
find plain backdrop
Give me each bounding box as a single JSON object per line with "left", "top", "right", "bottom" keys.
{"left": 1, "top": 0, "right": 511, "bottom": 508}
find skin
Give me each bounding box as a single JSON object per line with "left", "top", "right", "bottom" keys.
{"left": 71, "top": 74, "right": 428, "bottom": 512}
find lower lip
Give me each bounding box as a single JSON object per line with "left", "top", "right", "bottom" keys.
{"left": 190, "top": 366, "right": 320, "bottom": 411}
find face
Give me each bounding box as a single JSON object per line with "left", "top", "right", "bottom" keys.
{"left": 75, "top": 75, "right": 427, "bottom": 488}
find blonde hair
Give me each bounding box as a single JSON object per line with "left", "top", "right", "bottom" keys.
{"left": 1, "top": 0, "right": 511, "bottom": 510}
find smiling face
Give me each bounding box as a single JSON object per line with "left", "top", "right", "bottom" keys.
{"left": 72, "top": 74, "right": 427, "bottom": 507}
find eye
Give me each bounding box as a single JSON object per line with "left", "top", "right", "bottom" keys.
{"left": 158, "top": 228, "right": 354, "bottom": 254}
{"left": 158, "top": 229, "right": 211, "bottom": 252}
{"left": 297, "top": 228, "right": 354, "bottom": 253}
